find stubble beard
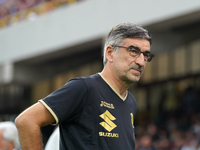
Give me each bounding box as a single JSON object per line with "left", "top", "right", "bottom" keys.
{"left": 125, "top": 63, "right": 144, "bottom": 82}
{"left": 114, "top": 63, "right": 144, "bottom": 85}
{"left": 119, "top": 69, "right": 143, "bottom": 85}
{"left": 127, "top": 71, "right": 142, "bottom": 83}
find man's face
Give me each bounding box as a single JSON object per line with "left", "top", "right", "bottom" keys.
{"left": 112, "top": 38, "right": 151, "bottom": 83}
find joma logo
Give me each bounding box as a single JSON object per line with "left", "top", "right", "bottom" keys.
{"left": 100, "top": 101, "right": 114, "bottom": 109}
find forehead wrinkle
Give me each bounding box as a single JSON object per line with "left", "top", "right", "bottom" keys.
{"left": 123, "top": 38, "right": 151, "bottom": 52}
{"left": 126, "top": 44, "right": 151, "bottom": 53}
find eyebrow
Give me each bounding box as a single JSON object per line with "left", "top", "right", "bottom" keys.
{"left": 129, "top": 45, "right": 150, "bottom": 53}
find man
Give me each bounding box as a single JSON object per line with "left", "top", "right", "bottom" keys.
{"left": 15, "top": 22, "right": 154, "bottom": 150}
{"left": 0, "top": 121, "right": 21, "bottom": 150}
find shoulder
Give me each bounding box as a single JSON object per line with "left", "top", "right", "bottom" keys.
{"left": 127, "top": 92, "right": 137, "bottom": 104}
{"left": 76, "top": 73, "right": 101, "bottom": 81}
{"left": 69, "top": 73, "right": 101, "bottom": 87}
{"left": 127, "top": 91, "right": 137, "bottom": 114}
{"left": 127, "top": 91, "right": 134, "bottom": 99}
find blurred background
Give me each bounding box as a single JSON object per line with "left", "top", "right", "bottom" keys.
{"left": 0, "top": 0, "right": 200, "bottom": 149}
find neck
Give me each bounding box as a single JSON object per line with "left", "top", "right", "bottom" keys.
{"left": 100, "top": 66, "right": 130, "bottom": 98}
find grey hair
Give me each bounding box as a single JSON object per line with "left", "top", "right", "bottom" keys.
{"left": 103, "top": 22, "right": 152, "bottom": 66}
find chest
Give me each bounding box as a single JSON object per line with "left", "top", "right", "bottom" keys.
{"left": 80, "top": 88, "right": 136, "bottom": 136}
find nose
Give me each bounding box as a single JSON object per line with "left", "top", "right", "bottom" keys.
{"left": 135, "top": 53, "right": 146, "bottom": 67}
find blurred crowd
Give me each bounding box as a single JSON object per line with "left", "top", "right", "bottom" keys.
{"left": 136, "top": 86, "right": 200, "bottom": 150}
{"left": 136, "top": 113, "right": 200, "bottom": 150}
{"left": 0, "top": 0, "right": 83, "bottom": 28}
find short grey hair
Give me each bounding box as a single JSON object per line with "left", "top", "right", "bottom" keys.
{"left": 103, "top": 22, "right": 152, "bottom": 66}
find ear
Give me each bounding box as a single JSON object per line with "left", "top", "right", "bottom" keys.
{"left": 106, "top": 45, "right": 114, "bottom": 63}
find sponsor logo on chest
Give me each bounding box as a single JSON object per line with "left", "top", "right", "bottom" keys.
{"left": 99, "top": 101, "right": 135, "bottom": 138}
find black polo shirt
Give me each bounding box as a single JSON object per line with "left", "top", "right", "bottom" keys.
{"left": 40, "top": 73, "right": 137, "bottom": 150}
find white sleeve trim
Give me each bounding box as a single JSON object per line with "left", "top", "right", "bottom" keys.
{"left": 39, "top": 100, "right": 59, "bottom": 125}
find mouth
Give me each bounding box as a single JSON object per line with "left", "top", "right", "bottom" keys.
{"left": 131, "top": 68, "right": 142, "bottom": 73}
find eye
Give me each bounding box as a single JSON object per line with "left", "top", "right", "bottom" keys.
{"left": 143, "top": 53, "right": 149, "bottom": 57}
{"left": 129, "top": 48, "right": 140, "bottom": 57}
{"left": 143, "top": 52, "right": 151, "bottom": 57}
{"left": 129, "top": 47, "right": 139, "bottom": 54}
{"left": 130, "top": 49, "right": 138, "bottom": 54}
